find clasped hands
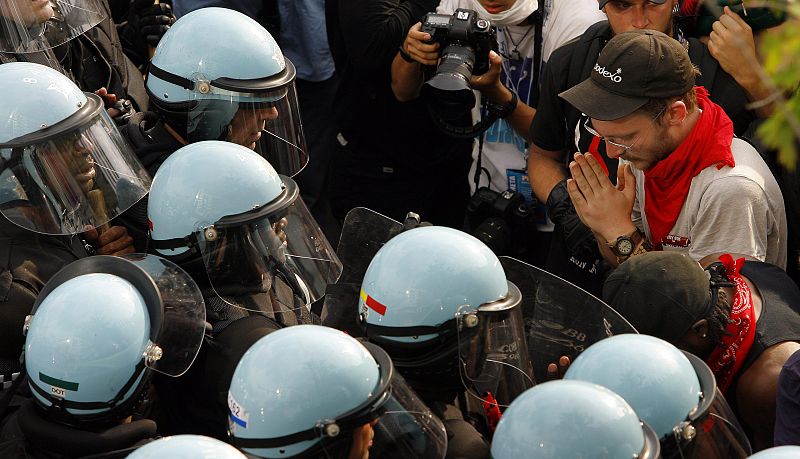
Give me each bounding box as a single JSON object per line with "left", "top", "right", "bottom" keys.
{"left": 566, "top": 152, "right": 638, "bottom": 244}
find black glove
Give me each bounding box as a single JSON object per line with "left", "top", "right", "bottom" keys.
{"left": 127, "top": 0, "right": 175, "bottom": 47}
{"left": 118, "top": 0, "right": 175, "bottom": 68}
{"left": 547, "top": 178, "right": 599, "bottom": 261}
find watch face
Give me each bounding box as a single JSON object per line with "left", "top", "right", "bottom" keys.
{"left": 616, "top": 238, "right": 634, "bottom": 256}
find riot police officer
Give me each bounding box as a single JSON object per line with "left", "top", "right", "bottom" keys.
{"left": 0, "top": 255, "right": 206, "bottom": 457}
{"left": 0, "top": 62, "right": 150, "bottom": 409}
{"left": 228, "top": 324, "right": 448, "bottom": 459}
{"left": 146, "top": 140, "right": 341, "bottom": 439}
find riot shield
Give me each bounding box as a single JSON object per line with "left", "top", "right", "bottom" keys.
{"left": 334, "top": 207, "right": 405, "bottom": 284}
{"left": 499, "top": 257, "right": 638, "bottom": 383}
{"left": 320, "top": 207, "right": 404, "bottom": 335}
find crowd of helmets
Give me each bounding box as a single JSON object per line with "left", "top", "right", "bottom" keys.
{"left": 0, "top": 1, "right": 799, "bottom": 459}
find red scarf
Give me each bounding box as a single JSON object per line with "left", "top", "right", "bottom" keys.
{"left": 705, "top": 254, "right": 757, "bottom": 394}
{"left": 643, "top": 87, "right": 735, "bottom": 249}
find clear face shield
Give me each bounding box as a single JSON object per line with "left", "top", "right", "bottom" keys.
{"left": 0, "top": 0, "right": 106, "bottom": 54}
{"left": 120, "top": 254, "right": 207, "bottom": 377}
{"left": 25, "top": 254, "right": 206, "bottom": 377}
{"left": 150, "top": 60, "right": 308, "bottom": 177}
{"left": 499, "top": 256, "right": 640, "bottom": 383}
{"left": 193, "top": 176, "right": 341, "bottom": 314}
{"left": 456, "top": 281, "right": 535, "bottom": 410}
{"left": 231, "top": 342, "right": 448, "bottom": 459}
{"left": 660, "top": 353, "right": 752, "bottom": 459}
{"left": 0, "top": 93, "right": 151, "bottom": 235}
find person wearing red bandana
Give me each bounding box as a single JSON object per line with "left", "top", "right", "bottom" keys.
{"left": 603, "top": 250, "right": 800, "bottom": 451}
{"left": 561, "top": 29, "right": 786, "bottom": 270}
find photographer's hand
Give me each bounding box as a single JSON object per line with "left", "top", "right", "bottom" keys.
{"left": 404, "top": 22, "right": 440, "bottom": 66}
{"left": 470, "top": 51, "right": 505, "bottom": 101}
{"left": 391, "top": 22, "right": 438, "bottom": 102}
{"left": 471, "top": 51, "right": 536, "bottom": 139}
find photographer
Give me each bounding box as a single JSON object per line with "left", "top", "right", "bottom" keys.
{"left": 326, "top": 0, "right": 473, "bottom": 230}
{"left": 391, "top": 0, "right": 604, "bottom": 262}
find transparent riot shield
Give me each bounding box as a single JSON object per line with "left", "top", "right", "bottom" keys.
{"left": 499, "top": 257, "right": 639, "bottom": 383}
{"left": 320, "top": 207, "right": 404, "bottom": 335}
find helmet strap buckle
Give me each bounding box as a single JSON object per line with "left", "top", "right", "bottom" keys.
{"left": 143, "top": 342, "right": 163, "bottom": 365}
{"left": 318, "top": 420, "right": 340, "bottom": 438}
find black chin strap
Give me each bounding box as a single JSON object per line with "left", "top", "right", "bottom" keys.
{"left": 28, "top": 360, "right": 147, "bottom": 422}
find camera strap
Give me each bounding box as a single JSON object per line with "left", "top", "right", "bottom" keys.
{"left": 532, "top": 9, "right": 543, "bottom": 90}
{"left": 474, "top": 131, "right": 486, "bottom": 191}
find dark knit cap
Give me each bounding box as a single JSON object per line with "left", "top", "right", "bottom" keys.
{"left": 602, "top": 251, "right": 712, "bottom": 342}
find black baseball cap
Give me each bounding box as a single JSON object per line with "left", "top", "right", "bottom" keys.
{"left": 598, "top": 0, "right": 666, "bottom": 9}
{"left": 602, "top": 251, "right": 712, "bottom": 343}
{"left": 559, "top": 30, "right": 695, "bottom": 121}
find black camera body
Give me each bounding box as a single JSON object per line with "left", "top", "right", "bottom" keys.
{"left": 421, "top": 9, "right": 496, "bottom": 76}
{"left": 420, "top": 9, "right": 497, "bottom": 115}
{"left": 466, "top": 187, "right": 538, "bottom": 256}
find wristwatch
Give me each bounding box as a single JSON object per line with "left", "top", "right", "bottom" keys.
{"left": 608, "top": 228, "right": 648, "bottom": 263}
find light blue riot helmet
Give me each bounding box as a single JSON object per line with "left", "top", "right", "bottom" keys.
{"left": 127, "top": 435, "right": 247, "bottom": 458}
{"left": 23, "top": 255, "right": 206, "bottom": 426}
{"left": 565, "top": 335, "right": 701, "bottom": 438}
{"left": 749, "top": 446, "right": 800, "bottom": 458}
{"left": 228, "top": 325, "right": 447, "bottom": 459}
{"left": 358, "top": 225, "right": 533, "bottom": 408}
{"left": 0, "top": 0, "right": 106, "bottom": 54}
{"left": 490, "top": 380, "right": 661, "bottom": 459}
{"left": 0, "top": 62, "right": 150, "bottom": 235}
{"left": 564, "top": 334, "right": 753, "bottom": 459}
{"left": 148, "top": 141, "right": 341, "bottom": 309}
{"left": 146, "top": 7, "right": 308, "bottom": 176}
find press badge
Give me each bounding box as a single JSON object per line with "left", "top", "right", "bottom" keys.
{"left": 506, "top": 169, "right": 534, "bottom": 204}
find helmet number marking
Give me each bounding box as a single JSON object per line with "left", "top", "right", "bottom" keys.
{"left": 228, "top": 392, "right": 249, "bottom": 428}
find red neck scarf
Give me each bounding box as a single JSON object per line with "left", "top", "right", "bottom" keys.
{"left": 643, "top": 87, "right": 735, "bottom": 250}
{"left": 706, "top": 254, "right": 757, "bottom": 394}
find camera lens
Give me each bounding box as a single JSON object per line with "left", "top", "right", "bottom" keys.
{"left": 422, "top": 42, "right": 476, "bottom": 114}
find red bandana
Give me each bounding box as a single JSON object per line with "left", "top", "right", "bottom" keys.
{"left": 643, "top": 87, "right": 735, "bottom": 250}
{"left": 705, "top": 254, "right": 757, "bottom": 394}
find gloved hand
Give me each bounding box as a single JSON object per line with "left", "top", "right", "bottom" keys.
{"left": 127, "top": 0, "right": 175, "bottom": 48}
{"left": 118, "top": 0, "right": 175, "bottom": 68}
{"left": 547, "top": 178, "right": 599, "bottom": 261}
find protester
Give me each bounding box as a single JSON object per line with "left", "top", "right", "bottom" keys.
{"left": 604, "top": 251, "right": 800, "bottom": 450}
{"left": 528, "top": 0, "right": 760, "bottom": 294}
{"left": 563, "top": 30, "right": 786, "bottom": 270}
